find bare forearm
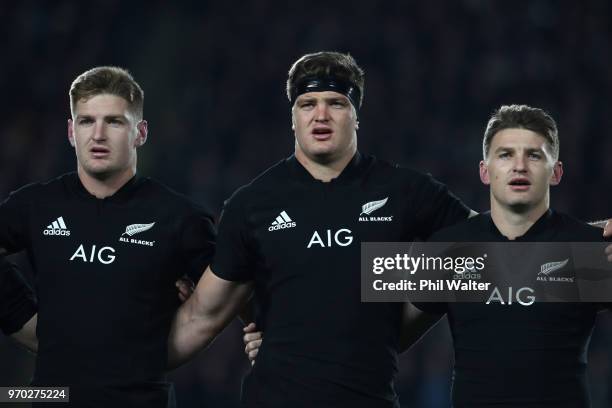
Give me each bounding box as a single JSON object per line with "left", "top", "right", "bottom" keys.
{"left": 167, "top": 300, "right": 217, "bottom": 369}
{"left": 167, "top": 267, "right": 252, "bottom": 369}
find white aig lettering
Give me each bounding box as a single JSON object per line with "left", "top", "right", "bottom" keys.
{"left": 69, "top": 244, "right": 116, "bottom": 265}
{"left": 307, "top": 229, "right": 353, "bottom": 248}
{"left": 486, "top": 286, "right": 535, "bottom": 306}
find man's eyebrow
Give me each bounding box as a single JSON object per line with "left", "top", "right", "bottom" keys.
{"left": 75, "top": 114, "right": 127, "bottom": 120}
{"left": 324, "top": 96, "right": 348, "bottom": 102}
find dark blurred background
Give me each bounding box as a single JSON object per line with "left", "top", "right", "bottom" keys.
{"left": 1, "top": 1, "right": 611, "bottom": 407}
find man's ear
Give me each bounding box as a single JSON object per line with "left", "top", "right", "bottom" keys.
{"left": 134, "top": 120, "right": 148, "bottom": 147}
{"left": 479, "top": 160, "right": 490, "bottom": 185}
{"left": 550, "top": 161, "right": 563, "bottom": 186}
{"left": 67, "top": 119, "right": 75, "bottom": 147}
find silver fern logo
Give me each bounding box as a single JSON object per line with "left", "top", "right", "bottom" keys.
{"left": 536, "top": 258, "right": 573, "bottom": 283}
{"left": 539, "top": 259, "right": 569, "bottom": 275}
{"left": 360, "top": 198, "right": 388, "bottom": 215}
{"left": 122, "top": 222, "right": 156, "bottom": 237}
{"left": 359, "top": 197, "right": 393, "bottom": 222}
{"left": 119, "top": 222, "right": 156, "bottom": 247}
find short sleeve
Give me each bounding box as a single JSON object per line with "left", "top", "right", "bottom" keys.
{"left": 177, "top": 207, "right": 216, "bottom": 283}
{"left": 0, "top": 256, "right": 37, "bottom": 335}
{"left": 0, "top": 188, "right": 31, "bottom": 254}
{"left": 412, "top": 174, "right": 470, "bottom": 240}
{"left": 210, "top": 192, "right": 254, "bottom": 282}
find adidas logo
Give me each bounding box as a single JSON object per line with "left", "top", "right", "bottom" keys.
{"left": 268, "top": 211, "right": 296, "bottom": 232}
{"left": 43, "top": 216, "right": 71, "bottom": 236}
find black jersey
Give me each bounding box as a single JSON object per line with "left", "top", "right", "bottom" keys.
{"left": 211, "top": 152, "right": 469, "bottom": 408}
{"left": 0, "top": 172, "right": 215, "bottom": 407}
{"left": 416, "top": 210, "right": 609, "bottom": 408}
{"left": 0, "top": 256, "right": 36, "bottom": 335}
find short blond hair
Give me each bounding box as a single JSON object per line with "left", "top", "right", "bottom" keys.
{"left": 69, "top": 66, "right": 144, "bottom": 119}
{"left": 483, "top": 104, "right": 559, "bottom": 160}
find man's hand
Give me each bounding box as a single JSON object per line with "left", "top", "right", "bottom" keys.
{"left": 603, "top": 220, "right": 612, "bottom": 262}
{"left": 175, "top": 277, "right": 195, "bottom": 302}
{"left": 243, "top": 322, "right": 262, "bottom": 366}
{"left": 590, "top": 219, "right": 612, "bottom": 262}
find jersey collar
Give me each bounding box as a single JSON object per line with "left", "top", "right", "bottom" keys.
{"left": 483, "top": 209, "right": 556, "bottom": 241}
{"left": 67, "top": 172, "right": 145, "bottom": 203}
{"left": 285, "top": 151, "right": 367, "bottom": 185}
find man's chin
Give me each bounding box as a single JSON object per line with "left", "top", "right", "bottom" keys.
{"left": 81, "top": 164, "right": 117, "bottom": 180}
{"left": 507, "top": 201, "right": 533, "bottom": 214}
{"left": 305, "top": 148, "right": 337, "bottom": 163}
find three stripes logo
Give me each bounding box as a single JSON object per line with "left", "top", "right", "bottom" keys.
{"left": 268, "top": 211, "right": 296, "bottom": 232}
{"left": 43, "top": 216, "right": 71, "bottom": 236}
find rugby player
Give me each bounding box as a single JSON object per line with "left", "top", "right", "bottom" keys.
{"left": 411, "top": 105, "right": 611, "bottom": 407}
{"left": 0, "top": 67, "right": 215, "bottom": 407}
{"left": 169, "top": 51, "right": 476, "bottom": 408}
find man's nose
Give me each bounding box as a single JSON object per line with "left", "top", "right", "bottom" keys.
{"left": 512, "top": 154, "right": 528, "bottom": 172}
{"left": 314, "top": 103, "right": 330, "bottom": 121}
{"left": 92, "top": 121, "right": 107, "bottom": 141}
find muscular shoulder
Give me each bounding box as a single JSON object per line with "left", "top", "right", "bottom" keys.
{"left": 3, "top": 173, "right": 74, "bottom": 204}
{"left": 222, "top": 158, "right": 289, "bottom": 208}
{"left": 427, "top": 213, "right": 486, "bottom": 242}
{"left": 553, "top": 211, "right": 607, "bottom": 242}
{"left": 361, "top": 156, "right": 442, "bottom": 190}
{"left": 142, "top": 178, "right": 213, "bottom": 218}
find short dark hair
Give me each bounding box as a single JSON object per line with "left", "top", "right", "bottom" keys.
{"left": 483, "top": 104, "right": 559, "bottom": 160}
{"left": 286, "top": 51, "right": 365, "bottom": 107}
{"left": 70, "top": 66, "right": 144, "bottom": 120}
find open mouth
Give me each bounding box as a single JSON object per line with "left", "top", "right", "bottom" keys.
{"left": 508, "top": 178, "right": 531, "bottom": 190}
{"left": 90, "top": 146, "right": 110, "bottom": 157}
{"left": 312, "top": 127, "right": 333, "bottom": 140}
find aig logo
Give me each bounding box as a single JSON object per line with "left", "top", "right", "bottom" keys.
{"left": 69, "top": 244, "right": 116, "bottom": 265}
{"left": 307, "top": 229, "right": 353, "bottom": 248}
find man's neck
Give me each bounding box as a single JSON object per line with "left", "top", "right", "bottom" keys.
{"left": 77, "top": 166, "right": 136, "bottom": 199}
{"left": 294, "top": 147, "right": 357, "bottom": 182}
{"left": 490, "top": 197, "right": 549, "bottom": 240}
